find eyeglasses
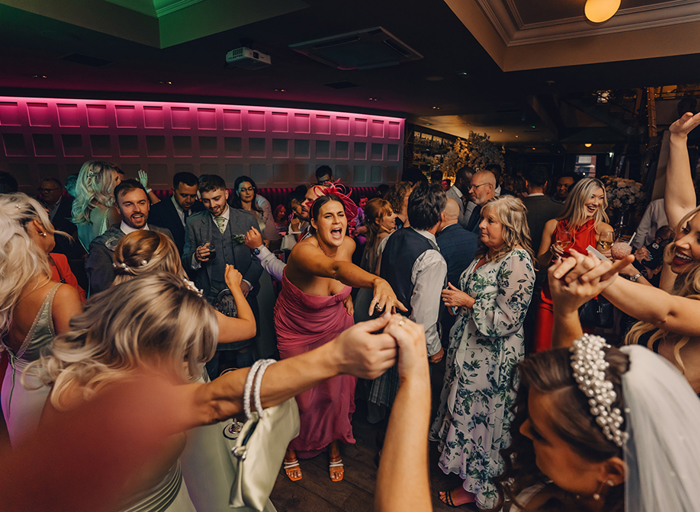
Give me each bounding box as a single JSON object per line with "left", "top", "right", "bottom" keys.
{"left": 469, "top": 183, "right": 489, "bottom": 191}
{"left": 239, "top": 187, "right": 255, "bottom": 193}
{"left": 38, "top": 187, "right": 59, "bottom": 193}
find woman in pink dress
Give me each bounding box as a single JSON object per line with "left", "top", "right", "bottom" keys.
{"left": 275, "top": 194, "right": 404, "bottom": 483}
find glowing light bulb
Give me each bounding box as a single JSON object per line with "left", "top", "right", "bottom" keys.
{"left": 585, "top": 0, "right": 621, "bottom": 23}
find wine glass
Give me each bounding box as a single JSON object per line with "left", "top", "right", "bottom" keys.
{"left": 598, "top": 231, "right": 614, "bottom": 253}
{"left": 554, "top": 227, "right": 574, "bottom": 252}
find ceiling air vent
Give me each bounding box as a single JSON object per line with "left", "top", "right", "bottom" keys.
{"left": 61, "top": 53, "right": 113, "bottom": 67}
{"left": 290, "top": 27, "right": 422, "bottom": 71}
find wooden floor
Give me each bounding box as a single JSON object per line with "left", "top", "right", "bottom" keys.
{"left": 269, "top": 361, "right": 478, "bottom": 512}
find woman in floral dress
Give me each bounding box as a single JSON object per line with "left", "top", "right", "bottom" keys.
{"left": 432, "top": 195, "right": 536, "bottom": 509}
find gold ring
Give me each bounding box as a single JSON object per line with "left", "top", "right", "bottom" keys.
{"left": 398, "top": 319, "right": 405, "bottom": 327}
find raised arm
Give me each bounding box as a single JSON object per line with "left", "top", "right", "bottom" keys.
{"left": 215, "top": 265, "right": 256, "bottom": 343}
{"left": 666, "top": 112, "right": 700, "bottom": 228}
{"left": 189, "top": 315, "right": 399, "bottom": 425}
{"left": 375, "top": 316, "right": 432, "bottom": 512}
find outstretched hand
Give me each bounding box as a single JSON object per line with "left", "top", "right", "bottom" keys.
{"left": 369, "top": 279, "right": 408, "bottom": 316}
{"left": 669, "top": 112, "right": 700, "bottom": 138}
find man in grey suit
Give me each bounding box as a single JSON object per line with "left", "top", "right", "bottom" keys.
{"left": 86, "top": 179, "right": 173, "bottom": 295}
{"left": 183, "top": 174, "right": 262, "bottom": 374}
{"left": 445, "top": 166, "right": 475, "bottom": 230}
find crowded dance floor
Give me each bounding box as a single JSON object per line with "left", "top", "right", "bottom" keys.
{"left": 2, "top": 1, "right": 700, "bottom": 511}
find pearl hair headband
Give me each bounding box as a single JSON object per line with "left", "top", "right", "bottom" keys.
{"left": 570, "top": 334, "right": 629, "bottom": 448}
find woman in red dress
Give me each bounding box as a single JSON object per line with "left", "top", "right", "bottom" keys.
{"left": 275, "top": 194, "right": 403, "bottom": 483}
{"left": 534, "top": 178, "right": 614, "bottom": 351}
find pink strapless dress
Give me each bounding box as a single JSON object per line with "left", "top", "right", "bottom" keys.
{"left": 274, "top": 273, "right": 356, "bottom": 458}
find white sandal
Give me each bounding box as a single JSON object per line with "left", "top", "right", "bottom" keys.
{"left": 283, "top": 458, "right": 302, "bottom": 482}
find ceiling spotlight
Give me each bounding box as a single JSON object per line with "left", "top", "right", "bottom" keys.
{"left": 432, "top": 106, "right": 440, "bottom": 110}
{"left": 515, "top": 135, "right": 519, "bottom": 138}
{"left": 532, "top": 147, "right": 536, "bottom": 150}
{"left": 584, "top": 0, "right": 620, "bottom": 23}
{"left": 499, "top": 129, "right": 503, "bottom": 132}
{"left": 159, "top": 80, "right": 173, "bottom": 85}
{"left": 31, "top": 74, "right": 48, "bottom": 79}
{"left": 368, "top": 97, "right": 378, "bottom": 101}
{"left": 585, "top": 143, "right": 592, "bottom": 147}
{"left": 274, "top": 88, "right": 286, "bottom": 92}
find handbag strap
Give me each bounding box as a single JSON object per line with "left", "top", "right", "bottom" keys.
{"left": 243, "top": 359, "right": 276, "bottom": 420}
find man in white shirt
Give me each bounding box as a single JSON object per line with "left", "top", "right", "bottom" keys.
{"left": 632, "top": 198, "right": 668, "bottom": 249}
{"left": 85, "top": 180, "right": 173, "bottom": 295}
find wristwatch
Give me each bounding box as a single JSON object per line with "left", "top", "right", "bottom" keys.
{"left": 629, "top": 273, "right": 642, "bottom": 282}
{"left": 252, "top": 246, "right": 262, "bottom": 256}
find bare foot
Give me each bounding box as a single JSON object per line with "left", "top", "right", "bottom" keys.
{"left": 284, "top": 448, "right": 302, "bottom": 482}
{"left": 439, "top": 486, "right": 476, "bottom": 507}
{"left": 328, "top": 441, "right": 344, "bottom": 482}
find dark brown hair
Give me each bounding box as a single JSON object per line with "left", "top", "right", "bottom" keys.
{"left": 492, "top": 348, "right": 628, "bottom": 512}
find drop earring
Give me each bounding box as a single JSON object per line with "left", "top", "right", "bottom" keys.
{"left": 592, "top": 480, "right": 606, "bottom": 501}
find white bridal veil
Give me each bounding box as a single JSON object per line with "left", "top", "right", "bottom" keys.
{"left": 621, "top": 345, "right": 700, "bottom": 512}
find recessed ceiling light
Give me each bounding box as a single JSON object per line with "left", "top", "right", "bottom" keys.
{"left": 159, "top": 80, "right": 173, "bottom": 85}
{"left": 532, "top": 147, "right": 536, "bottom": 150}
{"left": 432, "top": 106, "right": 440, "bottom": 110}
{"left": 585, "top": 143, "right": 592, "bottom": 147}
{"left": 368, "top": 97, "right": 378, "bottom": 101}
{"left": 515, "top": 135, "right": 519, "bottom": 138}
{"left": 426, "top": 76, "right": 444, "bottom": 81}
{"left": 499, "top": 129, "right": 503, "bottom": 132}
{"left": 274, "top": 88, "right": 286, "bottom": 92}
{"left": 31, "top": 74, "right": 48, "bottom": 79}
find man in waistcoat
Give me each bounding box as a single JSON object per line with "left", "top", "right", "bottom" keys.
{"left": 183, "top": 174, "right": 262, "bottom": 374}
{"left": 380, "top": 181, "right": 447, "bottom": 364}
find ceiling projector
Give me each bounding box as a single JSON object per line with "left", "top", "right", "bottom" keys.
{"left": 226, "top": 47, "right": 271, "bottom": 70}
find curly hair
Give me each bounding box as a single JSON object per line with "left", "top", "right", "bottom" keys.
{"left": 72, "top": 161, "right": 120, "bottom": 225}
{"left": 625, "top": 205, "right": 700, "bottom": 373}
{"left": 492, "top": 348, "right": 628, "bottom": 512}
{"left": 0, "top": 193, "right": 63, "bottom": 340}
{"left": 29, "top": 273, "right": 218, "bottom": 410}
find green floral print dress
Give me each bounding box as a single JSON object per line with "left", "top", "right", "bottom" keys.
{"left": 430, "top": 248, "right": 535, "bottom": 509}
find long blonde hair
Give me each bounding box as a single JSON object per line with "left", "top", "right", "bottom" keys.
{"left": 475, "top": 195, "right": 536, "bottom": 264}
{"left": 557, "top": 178, "right": 609, "bottom": 230}
{"left": 113, "top": 231, "right": 185, "bottom": 285}
{"left": 31, "top": 273, "right": 218, "bottom": 410}
{"left": 0, "top": 193, "right": 57, "bottom": 340}
{"left": 625, "top": 205, "right": 700, "bottom": 372}
{"left": 72, "top": 160, "right": 119, "bottom": 225}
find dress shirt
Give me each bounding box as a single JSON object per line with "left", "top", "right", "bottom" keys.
{"left": 254, "top": 244, "right": 286, "bottom": 282}
{"left": 47, "top": 196, "right": 61, "bottom": 222}
{"left": 633, "top": 198, "right": 668, "bottom": 249}
{"left": 410, "top": 229, "right": 448, "bottom": 357}
{"left": 528, "top": 192, "right": 544, "bottom": 197}
{"left": 119, "top": 221, "right": 150, "bottom": 235}
{"left": 171, "top": 195, "right": 187, "bottom": 227}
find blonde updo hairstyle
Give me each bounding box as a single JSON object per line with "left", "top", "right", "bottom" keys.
{"left": 72, "top": 160, "right": 120, "bottom": 225}
{"left": 113, "top": 231, "right": 185, "bottom": 285}
{"left": 626, "top": 204, "right": 700, "bottom": 372}
{"left": 557, "top": 177, "right": 609, "bottom": 230}
{"left": 0, "top": 193, "right": 65, "bottom": 340}
{"left": 475, "top": 195, "right": 536, "bottom": 264}
{"left": 31, "top": 272, "right": 218, "bottom": 410}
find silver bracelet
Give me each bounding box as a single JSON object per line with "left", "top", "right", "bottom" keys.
{"left": 629, "top": 273, "right": 642, "bottom": 282}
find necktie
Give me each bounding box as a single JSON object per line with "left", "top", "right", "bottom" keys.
{"left": 215, "top": 216, "right": 226, "bottom": 234}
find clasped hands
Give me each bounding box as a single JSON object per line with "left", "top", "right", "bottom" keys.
{"left": 441, "top": 282, "right": 475, "bottom": 312}
{"left": 331, "top": 313, "right": 428, "bottom": 382}
{"left": 548, "top": 249, "right": 634, "bottom": 311}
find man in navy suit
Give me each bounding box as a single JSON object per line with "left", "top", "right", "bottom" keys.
{"left": 148, "top": 172, "right": 204, "bottom": 255}
{"left": 436, "top": 198, "right": 479, "bottom": 348}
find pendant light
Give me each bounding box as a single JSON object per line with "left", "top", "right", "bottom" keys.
{"left": 584, "top": 0, "right": 621, "bottom": 23}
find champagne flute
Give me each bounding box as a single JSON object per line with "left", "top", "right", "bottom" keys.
{"left": 598, "top": 231, "right": 614, "bottom": 252}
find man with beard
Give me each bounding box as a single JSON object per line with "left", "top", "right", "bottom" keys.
{"left": 85, "top": 180, "right": 173, "bottom": 295}
{"left": 183, "top": 174, "right": 262, "bottom": 375}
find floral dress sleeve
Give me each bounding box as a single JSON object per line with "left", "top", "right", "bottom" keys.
{"left": 470, "top": 249, "right": 535, "bottom": 338}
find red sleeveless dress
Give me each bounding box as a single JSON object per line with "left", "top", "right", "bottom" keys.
{"left": 274, "top": 272, "right": 356, "bottom": 458}
{"left": 533, "top": 219, "right": 597, "bottom": 352}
